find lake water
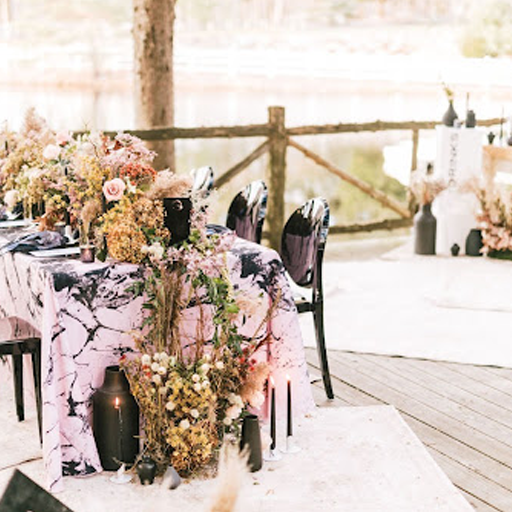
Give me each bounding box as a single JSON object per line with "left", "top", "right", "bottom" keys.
{"left": 0, "top": 81, "right": 505, "bottom": 227}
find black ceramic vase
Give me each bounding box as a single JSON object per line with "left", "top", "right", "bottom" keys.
{"left": 465, "top": 228, "right": 483, "bottom": 257}
{"left": 442, "top": 100, "right": 458, "bottom": 127}
{"left": 414, "top": 203, "right": 437, "bottom": 255}
{"left": 92, "top": 366, "right": 139, "bottom": 471}
{"left": 240, "top": 414, "right": 263, "bottom": 472}
{"left": 136, "top": 456, "right": 157, "bottom": 485}
{"left": 163, "top": 197, "right": 192, "bottom": 245}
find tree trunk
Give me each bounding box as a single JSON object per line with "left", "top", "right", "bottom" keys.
{"left": 133, "top": 0, "right": 176, "bottom": 172}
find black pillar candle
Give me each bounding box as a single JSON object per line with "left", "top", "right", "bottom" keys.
{"left": 286, "top": 375, "right": 292, "bottom": 438}
{"left": 270, "top": 377, "right": 276, "bottom": 451}
{"left": 92, "top": 366, "right": 139, "bottom": 470}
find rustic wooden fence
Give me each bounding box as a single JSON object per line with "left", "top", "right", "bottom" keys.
{"left": 101, "top": 106, "right": 501, "bottom": 250}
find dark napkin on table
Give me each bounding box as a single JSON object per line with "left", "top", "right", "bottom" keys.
{"left": 0, "top": 230, "right": 67, "bottom": 256}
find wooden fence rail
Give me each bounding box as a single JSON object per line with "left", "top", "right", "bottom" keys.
{"left": 85, "top": 107, "right": 503, "bottom": 250}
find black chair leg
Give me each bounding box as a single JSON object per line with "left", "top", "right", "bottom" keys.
{"left": 31, "top": 348, "right": 43, "bottom": 445}
{"left": 313, "top": 303, "right": 334, "bottom": 400}
{"left": 13, "top": 353, "right": 25, "bottom": 421}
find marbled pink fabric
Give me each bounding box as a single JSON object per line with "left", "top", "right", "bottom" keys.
{"left": 0, "top": 235, "right": 314, "bottom": 492}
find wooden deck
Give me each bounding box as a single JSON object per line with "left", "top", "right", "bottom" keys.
{"left": 306, "top": 348, "right": 512, "bottom": 512}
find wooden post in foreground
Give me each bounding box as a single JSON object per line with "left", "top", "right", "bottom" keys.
{"left": 266, "top": 106, "right": 287, "bottom": 251}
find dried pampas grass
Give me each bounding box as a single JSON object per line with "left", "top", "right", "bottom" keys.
{"left": 208, "top": 442, "right": 249, "bottom": 512}
{"left": 147, "top": 170, "right": 193, "bottom": 199}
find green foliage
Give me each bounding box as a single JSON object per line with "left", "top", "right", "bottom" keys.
{"left": 460, "top": 0, "right": 512, "bottom": 57}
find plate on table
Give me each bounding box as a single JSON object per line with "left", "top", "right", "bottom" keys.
{"left": 29, "top": 247, "right": 81, "bottom": 258}
{"left": 0, "top": 220, "right": 30, "bottom": 228}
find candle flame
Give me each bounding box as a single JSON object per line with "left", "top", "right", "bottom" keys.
{"left": 114, "top": 397, "right": 120, "bottom": 409}
{"left": 286, "top": 374, "right": 290, "bottom": 382}
{"left": 270, "top": 376, "right": 275, "bottom": 386}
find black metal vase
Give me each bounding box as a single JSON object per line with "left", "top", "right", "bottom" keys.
{"left": 240, "top": 414, "right": 263, "bottom": 472}
{"left": 465, "top": 228, "right": 483, "bottom": 257}
{"left": 414, "top": 203, "right": 437, "bottom": 255}
{"left": 442, "top": 100, "right": 458, "bottom": 127}
{"left": 92, "top": 365, "right": 139, "bottom": 471}
{"left": 163, "top": 198, "right": 192, "bottom": 245}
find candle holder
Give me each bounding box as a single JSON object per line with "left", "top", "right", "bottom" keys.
{"left": 263, "top": 447, "right": 282, "bottom": 462}
{"left": 80, "top": 245, "right": 96, "bottom": 263}
{"left": 281, "top": 435, "right": 301, "bottom": 454}
{"left": 92, "top": 366, "right": 140, "bottom": 471}
{"left": 110, "top": 463, "right": 132, "bottom": 484}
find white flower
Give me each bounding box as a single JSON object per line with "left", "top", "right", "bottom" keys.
{"left": 169, "top": 356, "right": 176, "bottom": 366}
{"left": 124, "top": 177, "right": 137, "bottom": 194}
{"left": 141, "top": 242, "right": 165, "bottom": 261}
{"left": 193, "top": 382, "right": 202, "bottom": 392}
{"left": 228, "top": 393, "right": 243, "bottom": 407}
{"left": 248, "top": 391, "right": 265, "bottom": 409}
{"left": 190, "top": 409, "right": 199, "bottom": 419}
{"left": 79, "top": 141, "right": 95, "bottom": 156}
{"left": 215, "top": 361, "right": 224, "bottom": 370}
{"left": 179, "top": 419, "right": 190, "bottom": 430}
{"left": 4, "top": 189, "right": 19, "bottom": 210}
{"left": 202, "top": 380, "right": 210, "bottom": 389}
{"left": 226, "top": 405, "right": 242, "bottom": 420}
{"left": 192, "top": 373, "right": 200, "bottom": 382}
{"left": 204, "top": 354, "right": 211, "bottom": 362}
{"left": 152, "top": 374, "right": 162, "bottom": 386}
{"left": 165, "top": 401, "right": 176, "bottom": 411}
{"left": 158, "top": 366, "right": 167, "bottom": 376}
{"left": 223, "top": 417, "right": 233, "bottom": 426}
{"left": 43, "top": 144, "right": 60, "bottom": 160}
{"left": 151, "top": 362, "right": 160, "bottom": 372}
{"left": 200, "top": 363, "right": 210, "bottom": 374}
{"left": 153, "top": 353, "right": 161, "bottom": 361}
{"left": 141, "top": 354, "right": 151, "bottom": 366}
{"left": 159, "top": 352, "right": 169, "bottom": 364}
{"left": 159, "top": 387, "right": 167, "bottom": 395}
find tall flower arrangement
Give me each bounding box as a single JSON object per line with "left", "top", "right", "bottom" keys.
{"left": 121, "top": 210, "right": 271, "bottom": 475}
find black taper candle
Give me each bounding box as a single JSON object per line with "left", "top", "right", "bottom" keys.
{"left": 270, "top": 378, "right": 276, "bottom": 451}
{"left": 286, "top": 376, "right": 292, "bottom": 437}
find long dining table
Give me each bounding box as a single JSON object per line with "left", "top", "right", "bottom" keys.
{"left": 0, "top": 226, "right": 315, "bottom": 492}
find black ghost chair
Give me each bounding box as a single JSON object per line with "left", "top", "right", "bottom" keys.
{"left": 191, "top": 166, "right": 214, "bottom": 198}
{"left": 280, "top": 198, "right": 333, "bottom": 400}
{"left": 226, "top": 180, "right": 268, "bottom": 244}
{"left": 0, "top": 317, "right": 42, "bottom": 443}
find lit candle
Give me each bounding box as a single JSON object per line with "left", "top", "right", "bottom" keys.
{"left": 114, "top": 397, "right": 124, "bottom": 463}
{"left": 270, "top": 376, "right": 276, "bottom": 451}
{"left": 286, "top": 374, "right": 292, "bottom": 438}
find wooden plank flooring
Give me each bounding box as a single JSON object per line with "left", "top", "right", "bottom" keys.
{"left": 306, "top": 348, "right": 512, "bottom": 512}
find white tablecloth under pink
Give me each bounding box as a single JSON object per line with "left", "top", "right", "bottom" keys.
{"left": 0, "top": 234, "right": 314, "bottom": 492}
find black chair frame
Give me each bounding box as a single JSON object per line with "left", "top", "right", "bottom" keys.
{"left": 281, "top": 198, "right": 334, "bottom": 400}
{"left": 0, "top": 336, "right": 42, "bottom": 444}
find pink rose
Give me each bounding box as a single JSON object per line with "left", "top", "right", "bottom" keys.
{"left": 55, "top": 131, "right": 72, "bottom": 146}
{"left": 43, "top": 144, "right": 61, "bottom": 161}
{"left": 103, "top": 178, "right": 126, "bottom": 201}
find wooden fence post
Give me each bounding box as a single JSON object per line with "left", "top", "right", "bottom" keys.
{"left": 266, "top": 106, "right": 287, "bottom": 251}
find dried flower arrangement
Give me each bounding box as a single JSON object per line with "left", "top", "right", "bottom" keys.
{"left": 121, "top": 213, "right": 272, "bottom": 475}
{"left": 409, "top": 170, "right": 447, "bottom": 205}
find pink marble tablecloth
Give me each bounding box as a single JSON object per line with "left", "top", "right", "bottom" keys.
{"left": 0, "top": 235, "right": 314, "bottom": 492}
